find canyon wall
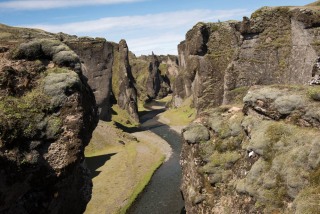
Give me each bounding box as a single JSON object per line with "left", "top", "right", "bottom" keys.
{"left": 64, "top": 37, "right": 114, "bottom": 121}
{"left": 0, "top": 24, "right": 98, "bottom": 213}
{"left": 65, "top": 37, "right": 139, "bottom": 122}
{"left": 179, "top": 5, "right": 320, "bottom": 214}
{"left": 112, "top": 40, "right": 139, "bottom": 122}
{"left": 130, "top": 53, "right": 176, "bottom": 102}
{"left": 174, "top": 6, "right": 320, "bottom": 111}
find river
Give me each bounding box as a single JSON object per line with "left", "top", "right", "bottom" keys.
{"left": 127, "top": 107, "right": 185, "bottom": 214}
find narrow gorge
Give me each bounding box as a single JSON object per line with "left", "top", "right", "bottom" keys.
{"left": 0, "top": 1, "right": 320, "bottom": 214}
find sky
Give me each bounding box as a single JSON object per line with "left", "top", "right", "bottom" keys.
{"left": 0, "top": 0, "right": 314, "bottom": 55}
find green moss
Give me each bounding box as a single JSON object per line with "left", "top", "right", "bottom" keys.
{"left": 111, "top": 104, "right": 139, "bottom": 128}
{"left": 226, "top": 86, "right": 250, "bottom": 104}
{"left": 11, "top": 40, "right": 43, "bottom": 60}
{"left": 46, "top": 67, "right": 70, "bottom": 74}
{"left": 265, "top": 123, "right": 287, "bottom": 144}
{"left": 162, "top": 96, "right": 196, "bottom": 126}
{"left": 310, "top": 167, "right": 320, "bottom": 186}
{"left": 308, "top": 86, "right": 320, "bottom": 101}
{"left": 262, "top": 185, "right": 287, "bottom": 208}
{"left": 251, "top": 6, "right": 270, "bottom": 19}
{"left": 0, "top": 87, "right": 50, "bottom": 143}
{"left": 159, "top": 63, "right": 167, "bottom": 75}
{"left": 209, "top": 151, "right": 241, "bottom": 168}
{"left": 52, "top": 50, "right": 79, "bottom": 67}
{"left": 311, "top": 40, "right": 320, "bottom": 46}
{"left": 294, "top": 186, "right": 320, "bottom": 213}
{"left": 251, "top": 7, "right": 290, "bottom": 20}
{"left": 130, "top": 56, "right": 149, "bottom": 102}
{"left": 46, "top": 116, "right": 62, "bottom": 139}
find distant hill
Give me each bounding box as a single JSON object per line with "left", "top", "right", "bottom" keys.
{"left": 307, "top": 0, "right": 320, "bottom": 6}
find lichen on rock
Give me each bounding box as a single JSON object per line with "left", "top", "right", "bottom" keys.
{"left": 180, "top": 86, "right": 320, "bottom": 213}
{"left": 0, "top": 26, "right": 98, "bottom": 214}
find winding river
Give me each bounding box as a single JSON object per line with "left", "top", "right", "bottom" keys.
{"left": 127, "top": 107, "right": 185, "bottom": 214}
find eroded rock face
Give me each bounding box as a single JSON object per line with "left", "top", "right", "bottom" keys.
{"left": 0, "top": 25, "right": 98, "bottom": 214}
{"left": 180, "top": 86, "right": 320, "bottom": 213}
{"left": 64, "top": 37, "right": 114, "bottom": 121}
{"left": 130, "top": 53, "right": 175, "bottom": 102}
{"left": 174, "top": 6, "right": 320, "bottom": 111}
{"left": 146, "top": 53, "right": 160, "bottom": 99}
{"left": 146, "top": 53, "right": 164, "bottom": 100}
{"left": 115, "top": 40, "right": 139, "bottom": 122}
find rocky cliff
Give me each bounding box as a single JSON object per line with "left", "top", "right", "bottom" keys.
{"left": 64, "top": 37, "right": 114, "bottom": 121}
{"left": 0, "top": 24, "right": 98, "bottom": 213}
{"left": 130, "top": 53, "right": 174, "bottom": 102}
{"left": 174, "top": 5, "right": 320, "bottom": 111}
{"left": 58, "top": 35, "right": 140, "bottom": 123}
{"left": 179, "top": 4, "right": 320, "bottom": 214}
{"left": 181, "top": 85, "right": 320, "bottom": 213}
{"left": 146, "top": 53, "right": 171, "bottom": 100}
{"left": 112, "top": 40, "right": 139, "bottom": 122}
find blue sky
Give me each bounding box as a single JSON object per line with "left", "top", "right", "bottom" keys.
{"left": 0, "top": 0, "right": 313, "bottom": 55}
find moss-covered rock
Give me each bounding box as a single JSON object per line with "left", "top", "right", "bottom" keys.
{"left": 0, "top": 26, "right": 98, "bottom": 214}
{"left": 182, "top": 123, "right": 210, "bottom": 144}
{"left": 11, "top": 39, "right": 80, "bottom": 71}
{"left": 43, "top": 68, "right": 81, "bottom": 109}
{"left": 181, "top": 85, "right": 320, "bottom": 213}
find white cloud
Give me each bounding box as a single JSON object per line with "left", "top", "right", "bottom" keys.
{"left": 128, "top": 34, "right": 185, "bottom": 55}
{"left": 23, "top": 9, "right": 250, "bottom": 55}
{"left": 29, "top": 9, "right": 248, "bottom": 34}
{"left": 0, "top": 0, "right": 145, "bottom": 10}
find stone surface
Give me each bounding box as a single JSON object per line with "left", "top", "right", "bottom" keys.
{"left": 180, "top": 86, "right": 320, "bottom": 213}
{"left": 173, "top": 6, "right": 320, "bottom": 112}
{"left": 131, "top": 53, "right": 176, "bottom": 102}
{"left": 64, "top": 37, "right": 114, "bottom": 121}
{"left": 179, "top": 4, "right": 320, "bottom": 214}
{"left": 0, "top": 25, "right": 98, "bottom": 214}
{"left": 115, "top": 40, "right": 139, "bottom": 122}
{"left": 182, "top": 123, "right": 210, "bottom": 144}
{"left": 146, "top": 53, "right": 171, "bottom": 100}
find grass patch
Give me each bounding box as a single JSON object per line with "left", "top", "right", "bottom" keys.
{"left": 308, "top": 86, "right": 320, "bottom": 101}
{"left": 118, "top": 155, "right": 165, "bottom": 214}
{"left": 161, "top": 96, "right": 196, "bottom": 126}
{"left": 84, "top": 120, "right": 166, "bottom": 214}
{"left": 111, "top": 104, "right": 139, "bottom": 128}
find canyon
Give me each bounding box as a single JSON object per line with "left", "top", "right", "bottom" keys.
{"left": 0, "top": 1, "right": 320, "bottom": 214}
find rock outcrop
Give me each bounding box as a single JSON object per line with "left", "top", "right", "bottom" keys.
{"left": 181, "top": 85, "right": 320, "bottom": 213}
{"left": 58, "top": 34, "right": 140, "bottom": 123}
{"left": 64, "top": 37, "right": 114, "bottom": 121}
{"left": 146, "top": 53, "right": 161, "bottom": 100}
{"left": 173, "top": 6, "right": 320, "bottom": 111}
{"left": 0, "top": 24, "right": 98, "bottom": 214}
{"left": 179, "top": 4, "right": 320, "bottom": 214}
{"left": 130, "top": 53, "right": 175, "bottom": 102}
{"left": 146, "top": 53, "right": 171, "bottom": 101}
{"left": 112, "top": 40, "right": 139, "bottom": 122}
